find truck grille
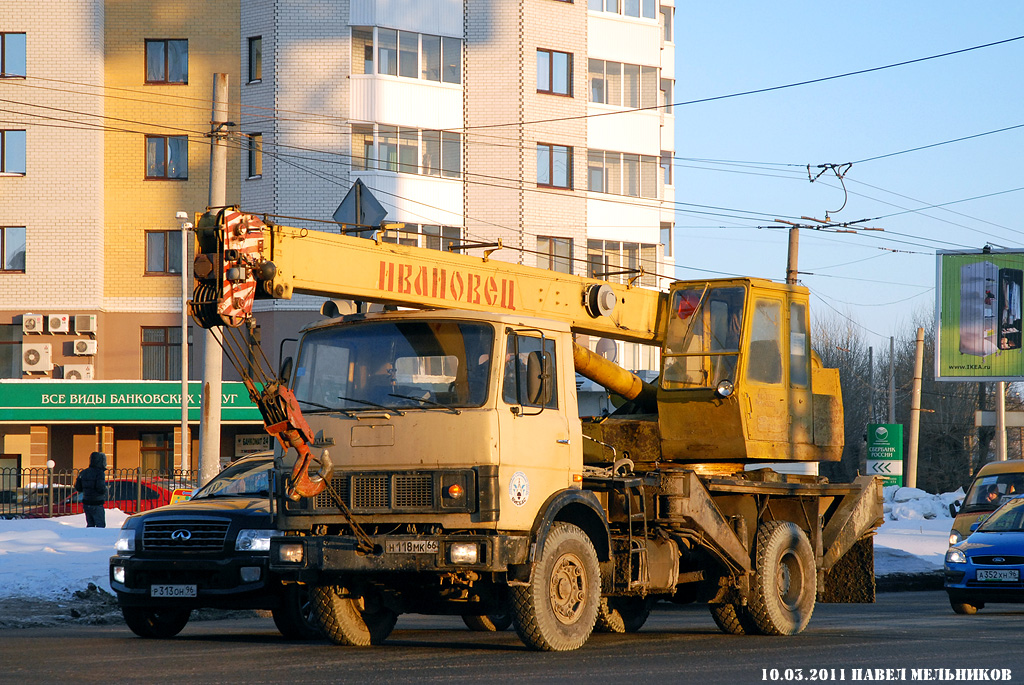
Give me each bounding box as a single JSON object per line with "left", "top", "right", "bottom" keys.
{"left": 314, "top": 472, "right": 446, "bottom": 512}
{"left": 143, "top": 519, "right": 231, "bottom": 552}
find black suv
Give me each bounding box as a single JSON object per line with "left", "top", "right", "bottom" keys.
{"left": 109, "top": 452, "right": 319, "bottom": 639}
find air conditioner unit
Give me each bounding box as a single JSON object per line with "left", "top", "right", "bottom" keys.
{"left": 22, "top": 314, "right": 43, "bottom": 334}
{"left": 23, "top": 343, "right": 52, "bottom": 373}
{"left": 74, "top": 314, "right": 98, "bottom": 334}
{"left": 48, "top": 314, "right": 70, "bottom": 334}
{"left": 63, "top": 363, "right": 94, "bottom": 380}
{"left": 73, "top": 339, "right": 98, "bottom": 356}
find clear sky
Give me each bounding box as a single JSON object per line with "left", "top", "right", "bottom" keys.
{"left": 674, "top": 2, "right": 1024, "bottom": 350}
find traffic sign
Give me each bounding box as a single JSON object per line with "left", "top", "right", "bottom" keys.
{"left": 333, "top": 179, "right": 387, "bottom": 228}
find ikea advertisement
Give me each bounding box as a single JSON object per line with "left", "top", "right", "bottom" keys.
{"left": 936, "top": 250, "right": 1024, "bottom": 380}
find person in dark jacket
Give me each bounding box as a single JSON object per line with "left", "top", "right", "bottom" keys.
{"left": 74, "top": 451, "right": 107, "bottom": 528}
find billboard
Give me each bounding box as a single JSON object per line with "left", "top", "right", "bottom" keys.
{"left": 866, "top": 423, "right": 903, "bottom": 486}
{"left": 936, "top": 250, "right": 1024, "bottom": 380}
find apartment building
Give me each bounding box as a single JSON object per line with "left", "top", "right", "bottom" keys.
{"left": 0, "top": 1, "right": 256, "bottom": 474}
{"left": 239, "top": 0, "right": 676, "bottom": 392}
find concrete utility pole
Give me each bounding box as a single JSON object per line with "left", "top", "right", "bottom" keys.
{"left": 199, "top": 73, "right": 229, "bottom": 486}
{"left": 176, "top": 211, "right": 193, "bottom": 472}
{"left": 888, "top": 336, "right": 895, "bottom": 424}
{"left": 997, "top": 381, "right": 1007, "bottom": 461}
{"left": 906, "top": 327, "right": 924, "bottom": 489}
{"left": 786, "top": 227, "right": 799, "bottom": 285}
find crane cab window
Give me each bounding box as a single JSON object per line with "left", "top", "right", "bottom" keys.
{"left": 502, "top": 333, "right": 557, "bottom": 409}
{"left": 790, "top": 302, "right": 809, "bottom": 388}
{"left": 662, "top": 286, "right": 744, "bottom": 390}
{"left": 746, "top": 299, "right": 783, "bottom": 385}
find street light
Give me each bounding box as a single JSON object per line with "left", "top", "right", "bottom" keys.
{"left": 175, "top": 211, "right": 193, "bottom": 474}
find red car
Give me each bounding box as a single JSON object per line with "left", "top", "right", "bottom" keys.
{"left": 22, "top": 479, "right": 173, "bottom": 518}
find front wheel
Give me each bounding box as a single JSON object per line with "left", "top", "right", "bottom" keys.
{"left": 272, "top": 583, "right": 322, "bottom": 640}
{"left": 950, "top": 597, "right": 983, "bottom": 615}
{"left": 121, "top": 606, "right": 191, "bottom": 639}
{"left": 511, "top": 522, "right": 600, "bottom": 651}
{"left": 312, "top": 584, "right": 398, "bottom": 646}
{"left": 747, "top": 520, "right": 816, "bottom": 636}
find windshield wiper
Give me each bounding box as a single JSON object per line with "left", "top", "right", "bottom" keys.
{"left": 388, "top": 393, "right": 461, "bottom": 414}
{"left": 296, "top": 399, "right": 352, "bottom": 415}
{"left": 337, "top": 396, "right": 405, "bottom": 416}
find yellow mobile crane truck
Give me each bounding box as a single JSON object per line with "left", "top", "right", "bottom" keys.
{"left": 189, "top": 208, "right": 882, "bottom": 651}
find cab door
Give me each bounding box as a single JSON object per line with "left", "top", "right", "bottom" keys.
{"left": 495, "top": 330, "right": 574, "bottom": 530}
{"left": 787, "top": 298, "right": 814, "bottom": 454}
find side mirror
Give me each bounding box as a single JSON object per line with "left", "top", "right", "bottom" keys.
{"left": 526, "top": 350, "right": 553, "bottom": 407}
{"left": 279, "top": 356, "right": 293, "bottom": 384}
{"left": 969, "top": 521, "right": 981, "bottom": 533}
{"left": 949, "top": 500, "right": 961, "bottom": 517}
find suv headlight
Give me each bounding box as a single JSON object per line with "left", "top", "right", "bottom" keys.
{"left": 945, "top": 548, "right": 967, "bottom": 564}
{"left": 236, "top": 529, "right": 275, "bottom": 552}
{"left": 115, "top": 529, "right": 135, "bottom": 553}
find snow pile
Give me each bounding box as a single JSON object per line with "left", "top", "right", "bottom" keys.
{"left": 884, "top": 485, "right": 964, "bottom": 522}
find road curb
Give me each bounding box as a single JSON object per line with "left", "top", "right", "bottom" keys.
{"left": 875, "top": 571, "right": 944, "bottom": 592}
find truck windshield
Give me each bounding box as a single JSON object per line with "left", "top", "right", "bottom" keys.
{"left": 661, "top": 286, "right": 745, "bottom": 390}
{"left": 292, "top": 320, "right": 495, "bottom": 410}
{"left": 192, "top": 458, "right": 273, "bottom": 499}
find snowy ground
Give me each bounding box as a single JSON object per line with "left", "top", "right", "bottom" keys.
{"left": 0, "top": 486, "right": 960, "bottom": 627}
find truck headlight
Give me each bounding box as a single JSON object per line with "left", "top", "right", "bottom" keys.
{"left": 115, "top": 530, "right": 135, "bottom": 553}
{"left": 945, "top": 548, "right": 967, "bottom": 564}
{"left": 450, "top": 542, "right": 479, "bottom": 564}
{"left": 113, "top": 566, "right": 126, "bottom": 584}
{"left": 236, "top": 529, "right": 274, "bottom": 552}
{"left": 277, "top": 542, "right": 304, "bottom": 563}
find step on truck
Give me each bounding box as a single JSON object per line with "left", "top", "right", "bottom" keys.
{"left": 189, "top": 207, "right": 883, "bottom": 651}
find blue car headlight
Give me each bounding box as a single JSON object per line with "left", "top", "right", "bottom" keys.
{"left": 945, "top": 548, "right": 967, "bottom": 564}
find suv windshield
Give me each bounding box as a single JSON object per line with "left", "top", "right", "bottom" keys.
{"left": 292, "top": 320, "right": 495, "bottom": 411}
{"left": 192, "top": 458, "right": 272, "bottom": 499}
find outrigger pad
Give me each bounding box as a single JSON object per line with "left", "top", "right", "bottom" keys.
{"left": 817, "top": 536, "right": 875, "bottom": 603}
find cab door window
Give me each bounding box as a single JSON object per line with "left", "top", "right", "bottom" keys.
{"left": 746, "top": 299, "right": 783, "bottom": 385}
{"left": 789, "top": 302, "right": 809, "bottom": 388}
{"left": 502, "top": 333, "right": 557, "bottom": 409}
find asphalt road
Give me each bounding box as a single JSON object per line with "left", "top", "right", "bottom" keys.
{"left": 2, "top": 591, "right": 1022, "bottom": 684}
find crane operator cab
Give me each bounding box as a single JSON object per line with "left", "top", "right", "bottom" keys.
{"left": 655, "top": 278, "right": 844, "bottom": 467}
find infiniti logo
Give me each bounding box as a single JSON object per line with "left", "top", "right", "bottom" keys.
{"left": 171, "top": 529, "right": 192, "bottom": 541}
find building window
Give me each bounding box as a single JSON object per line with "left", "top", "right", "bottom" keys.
{"left": 660, "top": 221, "right": 673, "bottom": 258}
{"left": 381, "top": 224, "right": 460, "bottom": 250}
{"left": 352, "top": 27, "right": 462, "bottom": 84}
{"left": 248, "top": 36, "right": 262, "bottom": 82}
{"left": 352, "top": 124, "right": 461, "bottom": 178}
{"left": 145, "top": 39, "right": 188, "bottom": 84}
{"left": 589, "top": 0, "right": 655, "bottom": 18}
{"left": 660, "top": 78, "right": 673, "bottom": 113}
{"left": 588, "top": 59, "right": 658, "bottom": 109}
{"left": 140, "top": 432, "right": 174, "bottom": 474}
{"left": 0, "top": 33, "right": 26, "bottom": 78}
{"left": 145, "top": 231, "right": 182, "bottom": 275}
{"left": 247, "top": 133, "right": 262, "bottom": 178}
{"left": 1, "top": 226, "right": 26, "bottom": 272}
{"left": 589, "top": 240, "right": 657, "bottom": 287}
{"left": 142, "top": 326, "right": 192, "bottom": 380}
{"left": 537, "top": 237, "right": 573, "bottom": 274}
{"left": 537, "top": 49, "right": 572, "bottom": 96}
{"left": 660, "top": 6, "right": 673, "bottom": 41}
{"left": 0, "top": 324, "right": 20, "bottom": 378}
{"left": 537, "top": 144, "right": 572, "bottom": 189}
{"left": 660, "top": 151, "right": 672, "bottom": 185}
{"left": 587, "top": 149, "right": 658, "bottom": 198}
{"left": 1, "top": 130, "right": 26, "bottom": 174}
{"left": 145, "top": 135, "right": 188, "bottom": 179}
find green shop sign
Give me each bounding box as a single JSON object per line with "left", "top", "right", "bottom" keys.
{"left": 0, "top": 381, "right": 261, "bottom": 423}
{"left": 866, "top": 423, "right": 903, "bottom": 486}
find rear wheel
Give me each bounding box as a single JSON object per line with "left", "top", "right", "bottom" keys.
{"left": 121, "top": 607, "right": 191, "bottom": 639}
{"left": 709, "top": 602, "right": 760, "bottom": 635}
{"left": 312, "top": 584, "right": 398, "bottom": 646}
{"left": 272, "top": 583, "right": 322, "bottom": 640}
{"left": 747, "top": 520, "right": 816, "bottom": 636}
{"left": 462, "top": 612, "right": 513, "bottom": 632}
{"left": 511, "top": 522, "right": 600, "bottom": 651}
{"left": 595, "top": 596, "right": 654, "bottom": 633}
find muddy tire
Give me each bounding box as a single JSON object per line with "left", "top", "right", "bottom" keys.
{"left": 595, "top": 596, "right": 653, "bottom": 633}
{"left": 462, "top": 612, "right": 513, "bottom": 631}
{"left": 121, "top": 607, "right": 191, "bottom": 639}
{"left": 747, "top": 520, "right": 816, "bottom": 636}
{"left": 511, "top": 522, "right": 600, "bottom": 651}
{"left": 950, "top": 598, "right": 983, "bottom": 615}
{"left": 272, "top": 583, "right": 322, "bottom": 640}
{"left": 709, "top": 602, "right": 760, "bottom": 635}
{"left": 312, "top": 584, "right": 398, "bottom": 646}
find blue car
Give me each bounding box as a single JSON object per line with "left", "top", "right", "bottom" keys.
{"left": 945, "top": 494, "right": 1024, "bottom": 614}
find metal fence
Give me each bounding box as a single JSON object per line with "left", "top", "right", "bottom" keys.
{"left": 0, "top": 467, "right": 197, "bottom": 519}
